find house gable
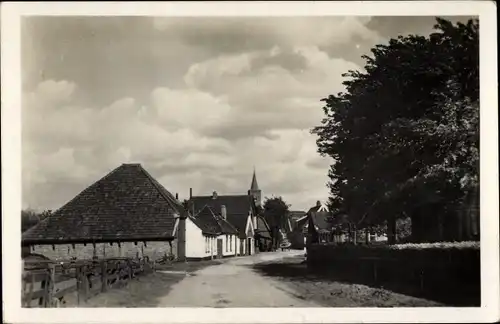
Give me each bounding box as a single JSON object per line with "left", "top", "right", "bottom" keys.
{"left": 189, "top": 194, "right": 254, "bottom": 238}
{"left": 245, "top": 214, "right": 255, "bottom": 237}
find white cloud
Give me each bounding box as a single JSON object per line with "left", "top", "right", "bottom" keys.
{"left": 184, "top": 46, "right": 359, "bottom": 139}
{"left": 22, "top": 76, "right": 334, "bottom": 211}
{"left": 152, "top": 16, "right": 383, "bottom": 51}
{"left": 23, "top": 18, "right": 376, "bottom": 212}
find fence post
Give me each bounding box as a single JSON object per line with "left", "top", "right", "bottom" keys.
{"left": 47, "top": 264, "right": 55, "bottom": 307}
{"left": 127, "top": 260, "right": 132, "bottom": 281}
{"left": 38, "top": 272, "right": 48, "bottom": 307}
{"left": 101, "top": 260, "right": 108, "bottom": 292}
{"left": 83, "top": 266, "right": 90, "bottom": 301}
{"left": 76, "top": 266, "right": 81, "bottom": 305}
{"left": 22, "top": 272, "right": 28, "bottom": 307}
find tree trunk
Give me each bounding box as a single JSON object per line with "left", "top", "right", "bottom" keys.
{"left": 457, "top": 210, "right": 464, "bottom": 242}
{"left": 353, "top": 225, "right": 357, "bottom": 245}
{"left": 387, "top": 216, "right": 397, "bottom": 245}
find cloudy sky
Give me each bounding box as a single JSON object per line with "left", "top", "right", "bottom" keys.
{"left": 21, "top": 15, "right": 471, "bottom": 212}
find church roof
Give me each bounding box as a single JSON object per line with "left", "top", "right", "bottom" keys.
{"left": 250, "top": 169, "right": 259, "bottom": 191}
{"left": 22, "top": 164, "right": 184, "bottom": 245}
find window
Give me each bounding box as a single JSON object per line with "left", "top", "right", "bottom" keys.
{"left": 205, "top": 237, "right": 210, "bottom": 253}
{"left": 230, "top": 236, "right": 232, "bottom": 252}
{"left": 226, "top": 235, "right": 228, "bottom": 252}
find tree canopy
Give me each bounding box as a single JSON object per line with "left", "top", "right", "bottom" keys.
{"left": 263, "top": 196, "right": 291, "bottom": 249}
{"left": 311, "top": 18, "right": 479, "bottom": 243}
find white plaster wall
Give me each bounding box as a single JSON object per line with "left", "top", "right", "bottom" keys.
{"left": 239, "top": 237, "right": 255, "bottom": 255}
{"left": 185, "top": 218, "right": 208, "bottom": 259}
{"left": 30, "top": 241, "right": 175, "bottom": 261}
{"left": 217, "top": 234, "right": 237, "bottom": 257}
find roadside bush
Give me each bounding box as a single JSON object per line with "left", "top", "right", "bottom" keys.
{"left": 306, "top": 242, "right": 480, "bottom": 305}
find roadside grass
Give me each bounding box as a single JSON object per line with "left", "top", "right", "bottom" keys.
{"left": 70, "top": 259, "right": 223, "bottom": 307}
{"left": 252, "top": 256, "right": 453, "bottom": 307}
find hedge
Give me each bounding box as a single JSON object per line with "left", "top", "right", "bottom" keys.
{"left": 306, "top": 242, "right": 480, "bottom": 305}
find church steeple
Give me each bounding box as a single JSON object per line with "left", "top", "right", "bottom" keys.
{"left": 250, "top": 167, "right": 259, "bottom": 191}
{"left": 249, "top": 167, "right": 262, "bottom": 207}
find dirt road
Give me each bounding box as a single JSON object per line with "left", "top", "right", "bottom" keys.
{"left": 79, "top": 250, "right": 441, "bottom": 307}
{"left": 156, "top": 250, "right": 319, "bottom": 307}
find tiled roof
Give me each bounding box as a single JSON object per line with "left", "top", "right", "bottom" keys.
{"left": 217, "top": 217, "right": 239, "bottom": 235}
{"left": 190, "top": 194, "right": 253, "bottom": 237}
{"left": 192, "top": 205, "right": 239, "bottom": 236}
{"left": 255, "top": 216, "right": 271, "bottom": 239}
{"left": 307, "top": 203, "right": 332, "bottom": 231}
{"left": 22, "top": 164, "right": 184, "bottom": 245}
{"left": 289, "top": 210, "right": 307, "bottom": 221}
{"left": 190, "top": 206, "right": 221, "bottom": 235}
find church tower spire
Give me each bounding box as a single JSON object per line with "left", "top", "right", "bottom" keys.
{"left": 249, "top": 167, "right": 262, "bottom": 207}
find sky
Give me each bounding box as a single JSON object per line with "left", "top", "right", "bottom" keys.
{"left": 21, "top": 15, "right": 472, "bottom": 212}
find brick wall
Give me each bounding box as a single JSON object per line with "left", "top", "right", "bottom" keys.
{"left": 29, "top": 240, "right": 177, "bottom": 261}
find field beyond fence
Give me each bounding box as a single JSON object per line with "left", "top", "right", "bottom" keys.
{"left": 306, "top": 242, "right": 480, "bottom": 306}
{"left": 22, "top": 257, "right": 157, "bottom": 307}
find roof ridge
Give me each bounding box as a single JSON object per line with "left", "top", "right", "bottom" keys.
{"left": 138, "top": 165, "right": 187, "bottom": 217}
{"left": 192, "top": 194, "right": 251, "bottom": 198}
{"left": 22, "top": 164, "right": 124, "bottom": 238}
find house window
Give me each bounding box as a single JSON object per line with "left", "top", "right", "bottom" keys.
{"left": 226, "top": 235, "right": 228, "bottom": 252}
{"left": 230, "top": 236, "right": 232, "bottom": 252}
{"left": 205, "top": 237, "right": 209, "bottom": 253}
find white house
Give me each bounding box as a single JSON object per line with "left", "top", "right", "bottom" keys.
{"left": 188, "top": 190, "right": 257, "bottom": 256}
{"left": 182, "top": 205, "right": 240, "bottom": 260}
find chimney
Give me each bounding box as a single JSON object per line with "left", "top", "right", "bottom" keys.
{"left": 212, "top": 191, "right": 218, "bottom": 199}
{"left": 175, "top": 193, "right": 179, "bottom": 200}
{"left": 189, "top": 188, "right": 192, "bottom": 199}
{"left": 221, "top": 205, "right": 227, "bottom": 220}
{"left": 248, "top": 190, "right": 251, "bottom": 195}
{"left": 316, "top": 200, "right": 321, "bottom": 207}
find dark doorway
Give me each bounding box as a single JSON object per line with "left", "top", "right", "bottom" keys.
{"left": 246, "top": 238, "right": 252, "bottom": 255}
{"left": 217, "top": 239, "right": 223, "bottom": 259}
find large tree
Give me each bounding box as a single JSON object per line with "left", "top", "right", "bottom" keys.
{"left": 263, "top": 196, "right": 291, "bottom": 249}
{"left": 311, "top": 18, "right": 479, "bottom": 243}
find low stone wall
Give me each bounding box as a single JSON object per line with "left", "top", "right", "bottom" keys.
{"left": 306, "top": 242, "right": 480, "bottom": 305}
{"left": 28, "top": 240, "right": 178, "bottom": 261}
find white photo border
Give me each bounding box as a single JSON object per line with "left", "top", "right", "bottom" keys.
{"left": 2, "top": 1, "right": 498, "bottom": 323}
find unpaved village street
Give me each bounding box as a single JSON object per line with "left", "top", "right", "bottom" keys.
{"left": 77, "top": 250, "right": 441, "bottom": 307}
{"left": 156, "top": 251, "right": 318, "bottom": 307}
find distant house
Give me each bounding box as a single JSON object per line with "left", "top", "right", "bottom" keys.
{"left": 289, "top": 211, "right": 307, "bottom": 225}
{"left": 189, "top": 191, "right": 257, "bottom": 256}
{"left": 306, "top": 201, "right": 334, "bottom": 244}
{"left": 187, "top": 169, "right": 270, "bottom": 256}
{"left": 184, "top": 205, "right": 239, "bottom": 260}
{"left": 22, "top": 163, "right": 187, "bottom": 261}
{"left": 288, "top": 211, "right": 307, "bottom": 249}
{"left": 254, "top": 215, "right": 273, "bottom": 252}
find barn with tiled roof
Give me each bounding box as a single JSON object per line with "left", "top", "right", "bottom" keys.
{"left": 22, "top": 163, "right": 185, "bottom": 261}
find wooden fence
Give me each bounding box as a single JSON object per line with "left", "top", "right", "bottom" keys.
{"left": 22, "top": 257, "right": 157, "bottom": 307}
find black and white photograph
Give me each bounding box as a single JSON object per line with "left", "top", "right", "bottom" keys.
{"left": 2, "top": 1, "right": 498, "bottom": 323}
